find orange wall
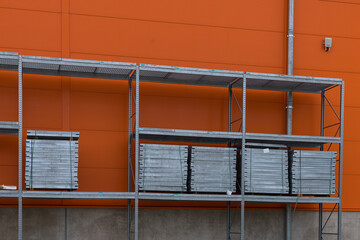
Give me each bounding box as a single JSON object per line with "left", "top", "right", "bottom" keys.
{"left": 0, "top": 0, "right": 359, "bottom": 210}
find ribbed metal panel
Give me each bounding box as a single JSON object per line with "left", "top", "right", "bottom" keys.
{"left": 27, "top": 130, "right": 79, "bottom": 140}
{"left": 190, "top": 146, "right": 236, "bottom": 193}
{"left": 25, "top": 132, "right": 79, "bottom": 190}
{"left": 291, "top": 150, "right": 336, "bottom": 195}
{"left": 139, "top": 144, "right": 188, "bottom": 192}
{"left": 243, "top": 148, "right": 289, "bottom": 194}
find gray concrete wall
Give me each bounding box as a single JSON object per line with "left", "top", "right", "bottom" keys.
{"left": 0, "top": 207, "right": 358, "bottom": 240}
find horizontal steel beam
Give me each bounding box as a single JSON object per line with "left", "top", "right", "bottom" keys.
{"left": 0, "top": 121, "right": 19, "bottom": 135}
{"left": 138, "top": 128, "right": 340, "bottom": 147}
{"left": 0, "top": 190, "right": 19, "bottom": 198}
{"left": 22, "top": 191, "right": 135, "bottom": 200}
{"left": 9, "top": 191, "right": 339, "bottom": 204}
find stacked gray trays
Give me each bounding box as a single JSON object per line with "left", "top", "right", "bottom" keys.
{"left": 139, "top": 144, "right": 188, "bottom": 192}
{"left": 190, "top": 146, "right": 237, "bottom": 193}
{"left": 25, "top": 130, "right": 79, "bottom": 190}
{"left": 292, "top": 150, "right": 336, "bottom": 195}
{"left": 243, "top": 148, "right": 289, "bottom": 194}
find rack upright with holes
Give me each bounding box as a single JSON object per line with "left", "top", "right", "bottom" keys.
{"left": 0, "top": 51, "right": 344, "bottom": 240}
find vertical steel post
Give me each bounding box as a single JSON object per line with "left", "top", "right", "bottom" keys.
{"left": 18, "top": 55, "right": 23, "bottom": 240}
{"left": 227, "top": 85, "right": 232, "bottom": 240}
{"left": 240, "top": 76, "right": 246, "bottom": 240}
{"left": 128, "top": 77, "right": 133, "bottom": 240}
{"left": 338, "top": 83, "right": 344, "bottom": 240}
{"left": 321, "top": 91, "right": 325, "bottom": 143}
{"left": 134, "top": 65, "right": 140, "bottom": 240}
{"left": 287, "top": 0, "right": 295, "bottom": 77}
{"left": 286, "top": 204, "right": 291, "bottom": 240}
{"left": 319, "top": 203, "right": 323, "bottom": 240}
{"left": 319, "top": 90, "right": 325, "bottom": 240}
{"left": 286, "top": 1, "right": 295, "bottom": 240}
{"left": 228, "top": 85, "right": 233, "bottom": 132}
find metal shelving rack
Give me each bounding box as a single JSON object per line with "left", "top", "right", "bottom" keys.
{"left": 133, "top": 65, "right": 344, "bottom": 240}
{"left": 0, "top": 52, "right": 344, "bottom": 240}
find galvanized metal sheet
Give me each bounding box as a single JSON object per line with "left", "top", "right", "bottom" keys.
{"left": 25, "top": 132, "right": 79, "bottom": 190}
{"left": 291, "top": 150, "right": 336, "bottom": 195}
{"left": 243, "top": 148, "right": 289, "bottom": 194}
{"left": 190, "top": 146, "right": 236, "bottom": 193}
{"left": 139, "top": 144, "right": 188, "bottom": 192}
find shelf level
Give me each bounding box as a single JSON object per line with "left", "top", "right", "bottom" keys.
{"left": 20, "top": 191, "right": 339, "bottom": 204}
{"left": 0, "top": 52, "right": 342, "bottom": 93}
{"left": 139, "top": 64, "right": 342, "bottom": 92}
{"left": 0, "top": 52, "right": 18, "bottom": 71}
{"left": 0, "top": 52, "right": 136, "bottom": 80}
{"left": 0, "top": 190, "right": 18, "bottom": 198}
{"left": 0, "top": 121, "right": 19, "bottom": 135}
{"left": 139, "top": 64, "right": 243, "bottom": 88}
{"left": 22, "top": 191, "right": 135, "bottom": 200}
{"left": 139, "top": 193, "right": 338, "bottom": 204}
{"left": 244, "top": 72, "right": 342, "bottom": 93}
{"left": 138, "top": 128, "right": 340, "bottom": 147}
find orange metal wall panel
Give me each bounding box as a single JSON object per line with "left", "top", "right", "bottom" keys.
{"left": 0, "top": 135, "right": 18, "bottom": 166}
{"left": 0, "top": 0, "right": 61, "bottom": 12}
{"left": 0, "top": 166, "right": 18, "bottom": 187}
{"left": 0, "top": 9, "right": 61, "bottom": 52}
{"left": 297, "top": 0, "right": 360, "bottom": 38}
{"left": 78, "top": 168, "right": 128, "bottom": 192}
{"left": 70, "top": 15, "right": 285, "bottom": 68}
{"left": 70, "top": 91, "right": 128, "bottom": 132}
{"left": 0, "top": 87, "right": 18, "bottom": 121}
{"left": 78, "top": 131, "right": 128, "bottom": 169}
{"left": 23, "top": 89, "right": 63, "bottom": 129}
{"left": 70, "top": 0, "right": 286, "bottom": 32}
{"left": 0, "top": 0, "right": 358, "bottom": 211}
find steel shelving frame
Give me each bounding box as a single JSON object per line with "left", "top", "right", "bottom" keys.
{"left": 0, "top": 52, "right": 344, "bottom": 240}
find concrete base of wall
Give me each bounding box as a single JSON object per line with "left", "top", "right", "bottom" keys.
{"left": 0, "top": 207, "right": 358, "bottom": 240}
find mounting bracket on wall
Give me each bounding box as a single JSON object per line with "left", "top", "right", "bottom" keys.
{"left": 323, "top": 37, "right": 332, "bottom": 52}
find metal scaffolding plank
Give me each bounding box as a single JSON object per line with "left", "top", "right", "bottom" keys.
{"left": 139, "top": 144, "right": 188, "bottom": 192}
{"left": 190, "top": 146, "right": 237, "bottom": 193}
{"left": 243, "top": 148, "right": 289, "bottom": 194}
{"left": 25, "top": 135, "right": 79, "bottom": 190}
{"left": 291, "top": 150, "right": 336, "bottom": 195}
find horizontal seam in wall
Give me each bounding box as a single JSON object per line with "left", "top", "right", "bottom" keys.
{"left": 70, "top": 12, "right": 285, "bottom": 34}
{"left": 0, "top": 7, "right": 285, "bottom": 34}
{"left": 0, "top": 164, "right": 17, "bottom": 167}
{"left": 0, "top": 6, "right": 61, "bottom": 14}
{"left": 320, "top": 0, "right": 360, "bottom": 6}
{"left": 70, "top": 51, "right": 285, "bottom": 72}
{"left": 0, "top": 46, "right": 61, "bottom": 55}
{"left": 78, "top": 167, "right": 128, "bottom": 170}
{"left": 67, "top": 129, "right": 128, "bottom": 133}
{"left": 296, "top": 31, "right": 360, "bottom": 41}
{"left": 295, "top": 67, "right": 360, "bottom": 76}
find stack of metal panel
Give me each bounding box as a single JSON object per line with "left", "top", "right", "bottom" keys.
{"left": 292, "top": 150, "right": 336, "bottom": 195}
{"left": 243, "top": 148, "right": 289, "bottom": 194}
{"left": 25, "top": 130, "right": 79, "bottom": 190}
{"left": 139, "top": 144, "right": 188, "bottom": 192}
{"left": 190, "top": 146, "right": 237, "bottom": 193}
